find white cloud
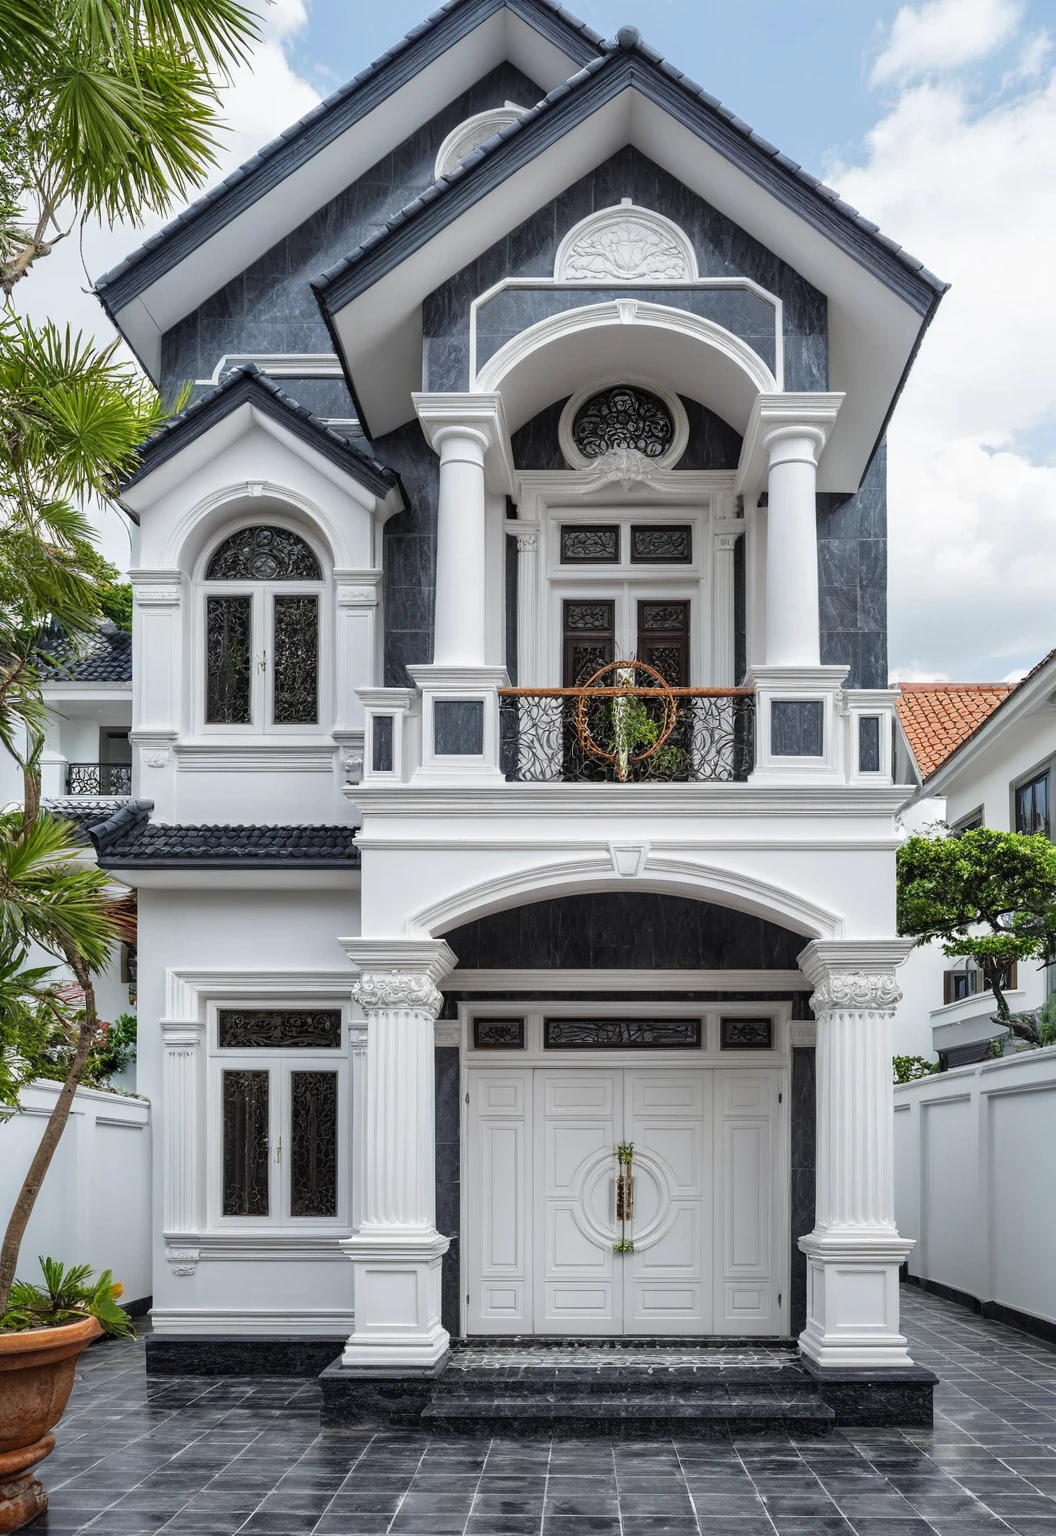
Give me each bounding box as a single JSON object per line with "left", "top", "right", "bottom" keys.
{"left": 13, "top": 3, "right": 320, "bottom": 571}
{"left": 871, "top": 0, "right": 1022, "bottom": 85}
{"left": 830, "top": 34, "right": 1056, "bottom": 681}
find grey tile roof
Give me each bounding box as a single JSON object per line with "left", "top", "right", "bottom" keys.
{"left": 120, "top": 364, "right": 398, "bottom": 500}
{"left": 40, "top": 624, "right": 132, "bottom": 683}
{"left": 94, "top": 0, "right": 604, "bottom": 313}
{"left": 90, "top": 801, "right": 361, "bottom": 868}
{"left": 42, "top": 798, "right": 130, "bottom": 845}
{"left": 314, "top": 28, "right": 947, "bottom": 314}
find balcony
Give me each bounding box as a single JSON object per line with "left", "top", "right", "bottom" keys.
{"left": 66, "top": 763, "right": 132, "bottom": 796}
{"left": 498, "top": 670, "right": 755, "bottom": 784}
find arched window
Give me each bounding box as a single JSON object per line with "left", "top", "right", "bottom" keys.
{"left": 203, "top": 525, "right": 324, "bottom": 729}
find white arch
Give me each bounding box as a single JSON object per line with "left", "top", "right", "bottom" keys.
{"left": 409, "top": 853, "right": 843, "bottom": 943}
{"left": 475, "top": 300, "right": 777, "bottom": 437}
{"left": 164, "top": 481, "right": 352, "bottom": 575}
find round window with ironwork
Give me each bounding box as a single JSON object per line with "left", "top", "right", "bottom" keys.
{"left": 571, "top": 385, "right": 675, "bottom": 462}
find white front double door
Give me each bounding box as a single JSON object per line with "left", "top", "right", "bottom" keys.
{"left": 465, "top": 1067, "right": 784, "bottom": 1337}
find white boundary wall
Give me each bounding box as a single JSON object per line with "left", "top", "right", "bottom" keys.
{"left": 894, "top": 1047, "right": 1056, "bottom": 1328}
{"left": 0, "top": 1081, "right": 151, "bottom": 1305}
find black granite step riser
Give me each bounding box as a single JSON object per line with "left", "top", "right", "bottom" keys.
{"left": 440, "top": 1372, "right": 813, "bottom": 1396}
{"left": 425, "top": 1413, "right": 834, "bottom": 1439}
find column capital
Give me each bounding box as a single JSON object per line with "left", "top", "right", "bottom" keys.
{"left": 735, "top": 391, "right": 844, "bottom": 495}
{"left": 412, "top": 391, "right": 514, "bottom": 493}
{"left": 341, "top": 937, "right": 456, "bottom": 1017}
{"left": 798, "top": 938, "right": 916, "bottom": 1013}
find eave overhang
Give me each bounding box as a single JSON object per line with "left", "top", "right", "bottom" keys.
{"left": 93, "top": 0, "right": 604, "bottom": 379}
{"left": 118, "top": 364, "right": 402, "bottom": 518}
{"left": 315, "top": 42, "right": 947, "bottom": 491}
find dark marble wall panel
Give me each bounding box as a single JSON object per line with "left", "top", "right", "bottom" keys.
{"left": 444, "top": 893, "right": 805, "bottom": 971}
{"left": 422, "top": 145, "right": 828, "bottom": 393}
{"left": 434, "top": 699, "right": 484, "bottom": 755}
{"left": 372, "top": 420, "right": 437, "bottom": 686}
{"left": 790, "top": 1045, "right": 816, "bottom": 1338}
{"left": 510, "top": 393, "right": 741, "bottom": 471}
{"left": 771, "top": 699, "right": 824, "bottom": 757}
{"left": 817, "top": 439, "right": 887, "bottom": 690}
{"left": 159, "top": 63, "right": 544, "bottom": 394}
{"left": 435, "top": 1048, "right": 461, "bottom": 1339}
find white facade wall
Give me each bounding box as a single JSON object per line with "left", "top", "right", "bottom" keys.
{"left": 894, "top": 1047, "right": 1056, "bottom": 1329}
{"left": 0, "top": 1080, "right": 151, "bottom": 1304}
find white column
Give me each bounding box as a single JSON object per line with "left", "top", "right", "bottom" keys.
{"left": 798, "top": 940, "right": 916, "bottom": 1370}
{"left": 433, "top": 426, "right": 489, "bottom": 667}
{"left": 764, "top": 428, "right": 822, "bottom": 667}
{"left": 514, "top": 526, "right": 541, "bottom": 685}
{"left": 340, "top": 939, "right": 454, "bottom": 1368}
{"left": 711, "top": 528, "right": 740, "bottom": 687}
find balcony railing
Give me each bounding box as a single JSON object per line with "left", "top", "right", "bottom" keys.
{"left": 66, "top": 763, "right": 132, "bottom": 796}
{"left": 499, "top": 667, "right": 754, "bottom": 784}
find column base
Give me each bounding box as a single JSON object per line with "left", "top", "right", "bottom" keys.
{"left": 341, "top": 1230, "right": 451, "bottom": 1368}
{"left": 798, "top": 1230, "right": 916, "bottom": 1371}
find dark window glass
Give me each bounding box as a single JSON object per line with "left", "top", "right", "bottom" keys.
{"left": 560, "top": 526, "right": 619, "bottom": 563}
{"left": 473, "top": 1018, "right": 525, "bottom": 1049}
{"left": 290, "top": 1071, "right": 338, "bottom": 1218}
{"left": 222, "top": 1070, "right": 270, "bottom": 1216}
{"left": 858, "top": 715, "right": 881, "bottom": 773}
{"left": 207, "top": 525, "right": 321, "bottom": 580}
{"left": 206, "top": 595, "right": 252, "bottom": 724}
{"left": 1015, "top": 771, "right": 1050, "bottom": 835}
{"left": 272, "top": 595, "right": 318, "bottom": 724}
{"left": 373, "top": 715, "right": 394, "bottom": 773}
{"left": 217, "top": 1010, "right": 342, "bottom": 1049}
{"left": 572, "top": 386, "right": 674, "bottom": 460}
{"left": 720, "top": 1017, "right": 773, "bottom": 1049}
{"left": 631, "top": 526, "right": 692, "bottom": 563}
{"left": 544, "top": 1018, "right": 701, "bottom": 1048}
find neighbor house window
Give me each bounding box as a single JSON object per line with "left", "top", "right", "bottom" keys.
{"left": 943, "top": 962, "right": 1017, "bottom": 1005}
{"left": 1015, "top": 770, "right": 1050, "bottom": 836}
{"left": 203, "top": 525, "right": 323, "bottom": 730}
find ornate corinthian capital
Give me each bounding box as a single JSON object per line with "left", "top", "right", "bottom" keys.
{"left": 810, "top": 970, "right": 903, "bottom": 1014}
{"left": 352, "top": 970, "right": 444, "bottom": 1017}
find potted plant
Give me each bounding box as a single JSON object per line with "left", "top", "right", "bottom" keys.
{"left": 0, "top": 1260, "right": 133, "bottom": 1530}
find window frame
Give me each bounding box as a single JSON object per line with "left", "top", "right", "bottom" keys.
{"left": 207, "top": 1003, "right": 350, "bottom": 1233}
{"left": 195, "top": 521, "right": 330, "bottom": 738}
{"left": 1013, "top": 763, "right": 1052, "bottom": 838}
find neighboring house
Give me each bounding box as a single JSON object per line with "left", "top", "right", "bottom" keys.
{"left": 82, "top": 0, "right": 948, "bottom": 1419}
{"left": 896, "top": 670, "right": 1052, "bottom": 1065}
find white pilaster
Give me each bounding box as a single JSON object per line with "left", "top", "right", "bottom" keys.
{"left": 160, "top": 1017, "right": 204, "bottom": 1277}
{"left": 130, "top": 569, "right": 183, "bottom": 816}
{"left": 711, "top": 524, "right": 741, "bottom": 687}
{"left": 797, "top": 939, "right": 917, "bottom": 1370}
{"left": 340, "top": 938, "right": 456, "bottom": 1367}
{"left": 510, "top": 523, "right": 541, "bottom": 687}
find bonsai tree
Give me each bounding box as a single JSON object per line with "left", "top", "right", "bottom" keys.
{"left": 897, "top": 826, "right": 1056, "bottom": 1049}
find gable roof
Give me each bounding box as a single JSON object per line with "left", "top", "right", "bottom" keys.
{"left": 896, "top": 683, "right": 1013, "bottom": 780}
{"left": 40, "top": 624, "right": 132, "bottom": 683}
{"left": 93, "top": 0, "right": 605, "bottom": 376}
{"left": 311, "top": 26, "right": 946, "bottom": 484}
{"left": 118, "top": 363, "right": 398, "bottom": 505}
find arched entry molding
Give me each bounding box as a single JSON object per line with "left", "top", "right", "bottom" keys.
{"left": 474, "top": 300, "right": 778, "bottom": 438}
{"left": 408, "top": 851, "right": 844, "bottom": 944}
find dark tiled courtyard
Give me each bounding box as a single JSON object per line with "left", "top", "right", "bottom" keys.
{"left": 28, "top": 1288, "right": 1056, "bottom": 1536}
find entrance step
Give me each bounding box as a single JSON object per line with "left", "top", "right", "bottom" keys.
{"left": 421, "top": 1389, "right": 835, "bottom": 1438}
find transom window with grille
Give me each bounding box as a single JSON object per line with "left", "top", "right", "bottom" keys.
{"left": 202, "top": 525, "right": 324, "bottom": 730}
{"left": 212, "top": 1007, "right": 348, "bottom": 1227}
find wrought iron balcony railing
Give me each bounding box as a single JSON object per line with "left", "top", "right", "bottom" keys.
{"left": 66, "top": 763, "right": 132, "bottom": 796}
{"left": 498, "top": 663, "right": 755, "bottom": 784}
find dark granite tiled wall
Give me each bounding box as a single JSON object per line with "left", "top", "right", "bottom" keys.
{"left": 159, "top": 62, "right": 544, "bottom": 409}
{"left": 423, "top": 146, "right": 828, "bottom": 393}
{"left": 817, "top": 440, "right": 887, "bottom": 690}
{"left": 435, "top": 1048, "right": 461, "bottom": 1339}
{"left": 371, "top": 420, "right": 438, "bottom": 685}
{"left": 444, "top": 893, "right": 805, "bottom": 970}
{"left": 790, "top": 1045, "right": 816, "bottom": 1338}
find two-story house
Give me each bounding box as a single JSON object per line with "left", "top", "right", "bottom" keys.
{"left": 86, "top": 0, "right": 946, "bottom": 1427}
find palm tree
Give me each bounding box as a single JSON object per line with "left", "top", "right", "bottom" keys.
{"left": 0, "top": 0, "right": 259, "bottom": 292}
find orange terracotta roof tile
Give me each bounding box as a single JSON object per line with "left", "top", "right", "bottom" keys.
{"left": 896, "top": 683, "right": 1013, "bottom": 780}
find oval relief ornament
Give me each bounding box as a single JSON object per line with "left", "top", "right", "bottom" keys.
{"left": 560, "top": 214, "right": 693, "bottom": 282}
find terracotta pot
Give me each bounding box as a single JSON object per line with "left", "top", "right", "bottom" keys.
{"left": 0, "top": 1316, "right": 102, "bottom": 1533}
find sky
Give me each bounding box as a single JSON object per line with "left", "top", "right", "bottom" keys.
{"left": 17, "top": 0, "right": 1056, "bottom": 683}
